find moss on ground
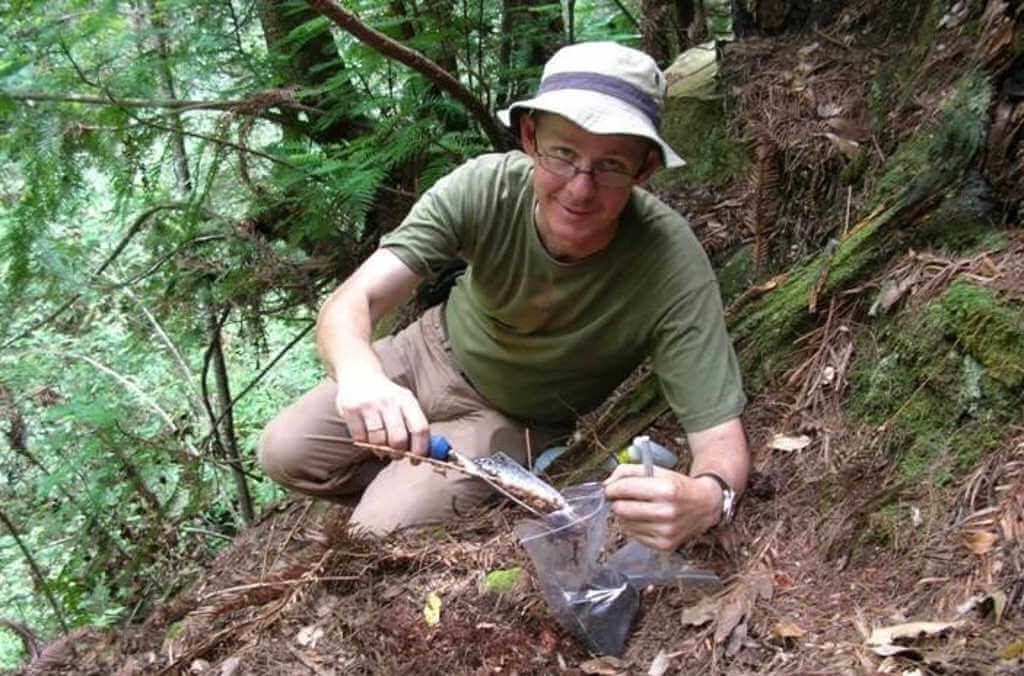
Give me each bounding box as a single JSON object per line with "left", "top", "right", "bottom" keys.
{"left": 656, "top": 95, "right": 749, "bottom": 189}
{"left": 731, "top": 71, "right": 992, "bottom": 389}
{"left": 847, "top": 280, "right": 1024, "bottom": 484}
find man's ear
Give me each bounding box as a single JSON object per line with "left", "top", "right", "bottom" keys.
{"left": 519, "top": 113, "right": 538, "bottom": 155}
{"left": 634, "top": 146, "right": 662, "bottom": 184}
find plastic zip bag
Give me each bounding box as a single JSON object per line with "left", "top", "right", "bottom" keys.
{"left": 516, "top": 477, "right": 722, "bottom": 655}
{"left": 515, "top": 483, "right": 639, "bottom": 656}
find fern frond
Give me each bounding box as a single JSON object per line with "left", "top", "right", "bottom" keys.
{"left": 744, "top": 139, "right": 780, "bottom": 279}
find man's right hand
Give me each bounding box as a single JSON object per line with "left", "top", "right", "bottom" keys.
{"left": 335, "top": 374, "right": 430, "bottom": 457}
{"left": 316, "top": 248, "right": 428, "bottom": 459}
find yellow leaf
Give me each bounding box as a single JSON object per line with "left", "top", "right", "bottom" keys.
{"left": 999, "top": 640, "right": 1024, "bottom": 660}
{"left": 964, "top": 531, "right": 998, "bottom": 554}
{"left": 423, "top": 591, "right": 442, "bottom": 626}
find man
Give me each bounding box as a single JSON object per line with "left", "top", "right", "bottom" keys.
{"left": 259, "top": 42, "right": 749, "bottom": 550}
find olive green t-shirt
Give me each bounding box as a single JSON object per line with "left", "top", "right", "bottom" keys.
{"left": 380, "top": 151, "right": 746, "bottom": 430}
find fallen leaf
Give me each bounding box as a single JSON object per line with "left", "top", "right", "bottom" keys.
{"left": 797, "top": 42, "right": 820, "bottom": 56}
{"left": 647, "top": 650, "right": 673, "bottom": 676}
{"left": 751, "top": 569, "right": 774, "bottom": 601}
{"left": 679, "top": 596, "right": 718, "bottom": 627}
{"left": 481, "top": 566, "right": 524, "bottom": 594}
{"left": 295, "top": 625, "right": 323, "bottom": 648}
{"left": 772, "top": 621, "right": 806, "bottom": 642}
{"left": 725, "top": 619, "right": 747, "bottom": 656}
{"left": 714, "top": 596, "right": 748, "bottom": 644}
{"left": 580, "top": 655, "right": 629, "bottom": 674}
{"left": 770, "top": 434, "right": 812, "bottom": 452}
{"left": 817, "top": 102, "right": 843, "bottom": 118}
{"left": 818, "top": 132, "right": 861, "bottom": 159}
{"left": 964, "top": 531, "right": 998, "bottom": 554}
{"left": 989, "top": 590, "right": 1007, "bottom": 624}
{"left": 219, "top": 656, "right": 241, "bottom": 676}
{"left": 867, "top": 620, "right": 963, "bottom": 646}
{"left": 999, "top": 639, "right": 1024, "bottom": 660}
{"left": 423, "top": 591, "right": 442, "bottom": 626}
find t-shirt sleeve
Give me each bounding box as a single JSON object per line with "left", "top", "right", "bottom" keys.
{"left": 650, "top": 280, "right": 747, "bottom": 432}
{"left": 378, "top": 157, "right": 487, "bottom": 278}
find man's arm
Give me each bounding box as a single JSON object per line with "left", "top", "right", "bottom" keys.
{"left": 316, "top": 248, "right": 430, "bottom": 455}
{"left": 603, "top": 417, "right": 749, "bottom": 550}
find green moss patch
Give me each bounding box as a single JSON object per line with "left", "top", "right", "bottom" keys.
{"left": 847, "top": 280, "right": 1023, "bottom": 484}
{"left": 656, "top": 96, "right": 749, "bottom": 189}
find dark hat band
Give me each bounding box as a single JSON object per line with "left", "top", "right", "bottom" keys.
{"left": 537, "top": 71, "right": 661, "bottom": 127}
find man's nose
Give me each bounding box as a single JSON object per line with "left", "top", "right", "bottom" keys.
{"left": 565, "top": 167, "right": 599, "bottom": 195}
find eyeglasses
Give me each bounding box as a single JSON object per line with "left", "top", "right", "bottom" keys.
{"left": 533, "top": 141, "right": 638, "bottom": 188}
{"left": 534, "top": 152, "right": 636, "bottom": 188}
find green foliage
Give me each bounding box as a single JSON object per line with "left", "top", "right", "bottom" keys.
{"left": 0, "top": 0, "right": 642, "bottom": 664}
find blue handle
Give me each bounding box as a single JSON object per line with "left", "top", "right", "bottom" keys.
{"left": 428, "top": 434, "right": 451, "bottom": 461}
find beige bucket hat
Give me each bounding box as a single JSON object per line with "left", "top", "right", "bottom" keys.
{"left": 498, "top": 42, "right": 685, "bottom": 168}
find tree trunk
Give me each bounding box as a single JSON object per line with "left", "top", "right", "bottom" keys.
{"left": 497, "top": 0, "right": 565, "bottom": 110}
{"left": 258, "top": 0, "right": 371, "bottom": 144}
{"left": 203, "top": 302, "right": 255, "bottom": 525}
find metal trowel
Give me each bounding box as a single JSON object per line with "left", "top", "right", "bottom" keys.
{"left": 428, "top": 435, "right": 569, "bottom": 516}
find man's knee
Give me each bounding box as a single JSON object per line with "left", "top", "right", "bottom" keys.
{"left": 256, "top": 413, "right": 302, "bottom": 485}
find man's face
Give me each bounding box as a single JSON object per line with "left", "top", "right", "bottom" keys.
{"left": 521, "top": 112, "right": 658, "bottom": 261}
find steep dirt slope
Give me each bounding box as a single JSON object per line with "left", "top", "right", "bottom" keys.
{"left": 10, "top": 1, "right": 1024, "bottom": 674}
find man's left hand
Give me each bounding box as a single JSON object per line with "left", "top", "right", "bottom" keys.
{"left": 603, "top": 465, "right": 724, "bottom": 550}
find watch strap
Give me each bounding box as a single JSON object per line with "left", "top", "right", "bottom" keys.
{"left": 693, "top": 472, "right": 735, "bottom": 523}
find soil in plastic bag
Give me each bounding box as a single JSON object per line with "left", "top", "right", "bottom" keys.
{"left": 515, "top": 483, "right": 639, "bottom": 656}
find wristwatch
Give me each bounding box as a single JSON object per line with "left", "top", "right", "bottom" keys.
{"left": 694, "top": 472, "right": 735, "bottom": 524}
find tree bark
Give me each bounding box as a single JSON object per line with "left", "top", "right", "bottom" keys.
{"left": 259, "top": 0, "right": 372, "bottom": 144}
{"left": 497, "top": 0, "right": 564, "bottom": 110}
{"left": 642, "top": 0, "right": 675, "bottom": 65}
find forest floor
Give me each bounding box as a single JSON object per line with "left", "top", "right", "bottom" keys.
{"left": 13, "top": 4, "right": 1024, "bottom": 675}
{"left": 19, "top": 401, "right": 1024, "bottom": 675}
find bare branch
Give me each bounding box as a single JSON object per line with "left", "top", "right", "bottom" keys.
{"left": 0, "top": 509, "right": 69, "bottom": 634}
{"left": 0, "top": 617, "right": 41, "bottom": 661}
{"left": 305, "top": 0, "right": 507, "bottom": 150}
{"left": 4, "top": 90, "right": 321, "bottom": 118}
{"left": 201, "top": 320, "right": 316, "bottom": 449}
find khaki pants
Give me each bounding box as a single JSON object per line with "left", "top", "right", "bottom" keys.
{"left": 257, "top": 305, "right": 570, "bottom": 535}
